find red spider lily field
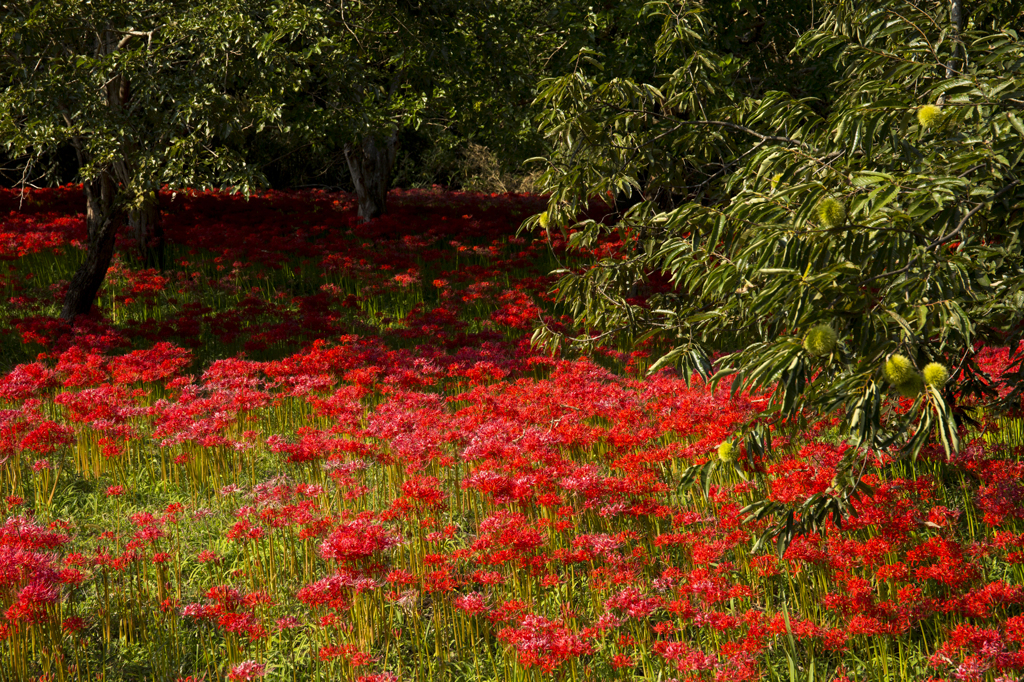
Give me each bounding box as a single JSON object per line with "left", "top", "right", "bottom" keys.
{"left": 2, "top": 186, "right": 1024, "bottom": 682}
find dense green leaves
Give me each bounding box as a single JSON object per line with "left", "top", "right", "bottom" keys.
{"left": 1, "top": 0, "right": 319, "bottom": 201}
{"left": 0, "top": 0, "right": 558, "bottom": 195}
{"left": 531, "top": 0, "right": 1024, "bottom": 545}
{"left": 1, "top": 0, "right": 562, "bottom": 313}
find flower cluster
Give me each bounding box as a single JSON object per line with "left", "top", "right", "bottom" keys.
{"left": 0, "top": 187, "right": 1022, "bottom": 681}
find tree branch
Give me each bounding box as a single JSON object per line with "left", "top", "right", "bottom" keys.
{"left": 602, "top": 103, "right": 815, "bottom": 151}
{"left": 859, "top": 180, "right": 1020, "bottom": 286}
{"left": 117, "top": 29, "right": 157, "bottom": 51}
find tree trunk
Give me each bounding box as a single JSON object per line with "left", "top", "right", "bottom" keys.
{"left": 59, "top": 30, "right": 133, "bottom": 322}
{"left": 60, "top": 171, "right": 120, "bottom": 321}
{"left": 344, "top": 133, "right": 397, "bottom": 222}
{"left": 946, "top": 0, "right": 965, "bottom": 78}
{"left": 130, "top": 190, "right": 164, "bottom": 270}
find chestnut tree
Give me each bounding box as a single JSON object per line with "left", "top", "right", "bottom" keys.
{"left": 531, "top": 0, "right": 1024, "bottom": 549}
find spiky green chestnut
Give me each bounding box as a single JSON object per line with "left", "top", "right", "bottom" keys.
{"left": 717, "top": 442, "right": 735, "bottom": 463}
{"left": 884, "top": 354, "right": 916, "bottom": 385}
{"left": 803, "top": 325, "right": 838, "bottom": 357}
{"left": 817, "top": 197, "right": 847, "bottom": 230}
{"left": 896, "top": 372, "right": 924, "bottom": 398}
{"left": 538, "top": 211, "right": 550, "bottom": 229}
{"left": 923, "top": 362, "right": 950, "bottom": 387}
{"left": 917, "top": 104, "right": 942, "bottom": 129}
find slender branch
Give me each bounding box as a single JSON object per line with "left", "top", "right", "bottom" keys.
{"left": 602, "top": 103, "right": 815, "bottom": 151}
{"left": 887, "top": 9, "right": 943, "bottom": 69}
{"left": 678, "top": 119, "right": 812, "bottom": 150}
{"left": 116, "top": 30, "right": 157, "bottom": 51}
{"left": 859, "top": 180, "right": 1020, "bottom": 286}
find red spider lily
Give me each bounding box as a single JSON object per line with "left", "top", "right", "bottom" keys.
{"left": 218, "top": 611, "right": 267, "bottom": 640}
{"left": 497, "top": 613, "right": 593, "bottom": 673}
{"left": 5, "top": 580, "right": 61, "bottom": 623}
{"left": 226, "top": 661, "right": 266, "bottom": 681}
{"left": 319, "top": 518, "right": 403, "bottom": 566}
{"left": 319, "top": 643, "right": 374, "bottom": 666}
{"left": 19, "top": 419, "right": 74, "bottom": 456}
{"left": 107, "top": 342, "right": 191, "bottom": 384}
{"left": 272, "top": 616, "right": 300, "bottom": 631}
{"left": 0, "top": 515, "right": 70, "bottom": 551}
{"left": 454, "top": 592, "right": 488, "bottom": 615}
{"left": 61, "top": 616, "right": 86, "bottom": 634}
{"left": 0, "top": 363, "right": 58, "bottom": 401}
{"left": 400, "top": 475, "right": 447, "bottom": 510}
{"left": 652, "top": 639, "right": 718, "bottom": 674}
{"left": 225, "top": 520, "right": 265, "bottom": 544}
{"left": 297, "top": 573, "right": 379, "bottom": 611}
{"left": 605, "top": 587, "right": 663, "bottom": 620}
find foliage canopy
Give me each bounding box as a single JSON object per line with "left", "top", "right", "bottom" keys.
{"left": 0, "top": 0, "right": 552, "bottom": 315}
{"left": 531, "top": 0, "right": 1024, "bottom": 548}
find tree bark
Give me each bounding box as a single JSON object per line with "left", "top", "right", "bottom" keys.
{"left": 60, "top": 171, "right": 121, "bottom": 321}
{"left": 344, "top": 133, "right": 397, "bottom": 222}
{"left": 130, "top": 190, "right": 164, "bottom": 269}
{"left": 59, "top": 29, "right": 135, "bottom": 321}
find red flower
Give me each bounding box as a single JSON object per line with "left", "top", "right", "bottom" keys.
{"left": 226, "top": 661, "right": 266, "bottom": 681}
